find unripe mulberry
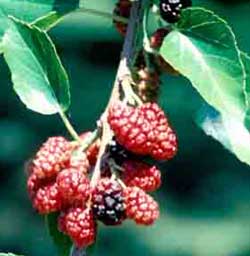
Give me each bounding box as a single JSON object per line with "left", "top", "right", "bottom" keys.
{"left": 150, "top": 28, "right": 179, "bottom": 75}
{"left": 135, "top": 68, "right": 160, "bottom": 102}
{"left": 113, "top": 0, "right": 131, "bottom": 36}
{"left": 33, "top": 182, "right": 62, "bottom": 214}
{"left": 124, "top": 186, "right": 159, "bottom": 225}
{"left": 56, "top": 168, "right": 90, "bottom": 204}
{"left": 27, "top": 173, "right": 52, "bottom": 199}
{"left": 108, "top": 102, "right": 177, "bottom": 160}
{"left": 122, "top": 160, "right": 161, "bottom": 192}
{"left": 92, "top": 178, "right": 126, "bottom": 225}
{"left": 150, "top": 28, "right": 170, "bottom": 49}
{"left": 141, "top": 103, "right": 178, "bottom": 160}
{"left": 31, "top": 137, "right": 70, "bottom": 179}
{"left": 60, "top": 207, "right": 96, "bottom": 248}
{"left": 69, "top": 151, "right": 90, "bottom": 174}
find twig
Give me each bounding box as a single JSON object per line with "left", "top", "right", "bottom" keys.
{"left": 90, "top": 0, "right": 147, "bottom": 188}
{"left": 70, "top": 246, "right": 87, "bottom": 256}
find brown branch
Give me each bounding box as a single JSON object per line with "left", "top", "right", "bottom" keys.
{"left": 90, "top": 0, "right": 147, "bottom": 188}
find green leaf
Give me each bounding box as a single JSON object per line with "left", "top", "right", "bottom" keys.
{"left": 160, "top": 7, "right": 246, "bottom": 122}
{"left": 2, "top": 17, "right": 70, "bottom": 115}
{"left": 241, "top": 52, "right": 250, "bottom": 128}
{"left": 0, "top": 0, "right": 80, "bottom": 39}
{"left": 0, "top": 9, "right": 10, "bottom": 42}
{"left": 196, "top": 103, "right": 250, "bottom": 166}
{"left": 0, "top": 0, "right": 79, "bottom": 22}
{"left": 31, "top": 12, "right": 65, "bottom": 31}
{"left": 241, "top": 52, "right": 250, "bottom": 98}
{"left": 46, "top": 213, "right": 72, "bottom": 256}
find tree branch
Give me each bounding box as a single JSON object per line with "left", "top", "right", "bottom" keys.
{"left": 70, "top": 1, "right": 148, "bottom": 255}
{"left": 90, "top": 0, "right": 147, "bottom": 188}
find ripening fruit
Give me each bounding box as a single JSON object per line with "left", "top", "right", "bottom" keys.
{"left": 124, "top": 186, "right": 159, "bottom": 225}
{"left": 107, "top": 138, "right": 131, "bottom": 165}
{"left": 56, "top": 168, "right": 90, "bottom": 204}
{"left": 113, "top": 0, "right": 131, "bottom": 36}
{"left": 92, "top": 178, "right": 126, "bottom": 225}
{"left": 135, "top": 67, "right": 160, "bottom": 102}
{"left": 150, "top": 28, "right": 180, "bottom": 75}
{"left": 69, "top": 151, "right": 90, "bottom": 174}
{"left": 150, "top": 28, "right": 170, "bottom": 49}
{"left": 159, "top": 0, "right": 192, "bottom": 23}
{"left": 59, "top": 207, "right": 96, "bottom": 248}
{"left": 108, "top": 102, "right": 178, "bottom": 160}
{"left": 32, "top": 182, "right": 62, "bottom": 214}
{"left": 27, "top": 173, "right": 52, "bottom": 200}
{"left": 30, "top": 137, "right": 71, "bottom": 179}
{"left": 122, "top": 160, "right": 161, "bottom": 192}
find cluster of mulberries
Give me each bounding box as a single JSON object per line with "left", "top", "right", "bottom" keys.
{"left": 26, "top": 102, "right": 177, "bottom": 249}
{"left": 105, "top": 101, "right": 178, "bottom": 223}
{"left": 27, "top": 135, "right": 98, "bottom": 248}
{"left": 24, "top": 0, "right": 190, "bottom": 251}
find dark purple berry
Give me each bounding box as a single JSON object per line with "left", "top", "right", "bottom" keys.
{"left": 160, "top": 0, "right": 192, "bottom": 23}
{"left": 92, "top": 178, "right": 126, "bottom": 226}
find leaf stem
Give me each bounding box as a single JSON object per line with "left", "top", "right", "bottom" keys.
{"left": 58, "top": 109, "right": 81, "bottom": 143}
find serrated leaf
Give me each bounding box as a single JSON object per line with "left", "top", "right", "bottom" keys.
{"left": 160, "top": 7, "right": 246, "bottom": 122}
{"left": 2, "top": 17, "right": 70, "bottom": 115}
{"left": 196, "top": 103, "right": 250, "bottom": 166}
{"left": 46, "top": 213, "right": 72, "bottom": 256}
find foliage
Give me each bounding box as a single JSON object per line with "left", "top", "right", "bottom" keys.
{"left": 0, "top": 0, "right": 250, "bottom": 256}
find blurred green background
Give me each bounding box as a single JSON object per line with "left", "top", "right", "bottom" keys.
{"left": 1, "top": 0, "right": 250, "bottom": 255}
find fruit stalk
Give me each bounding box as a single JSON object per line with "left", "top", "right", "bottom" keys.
{"left": 70, "top": 245, "right": 87, "bottom": 256}
{"left": 90, "top": 0, "right": 149, "bottom": 188}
